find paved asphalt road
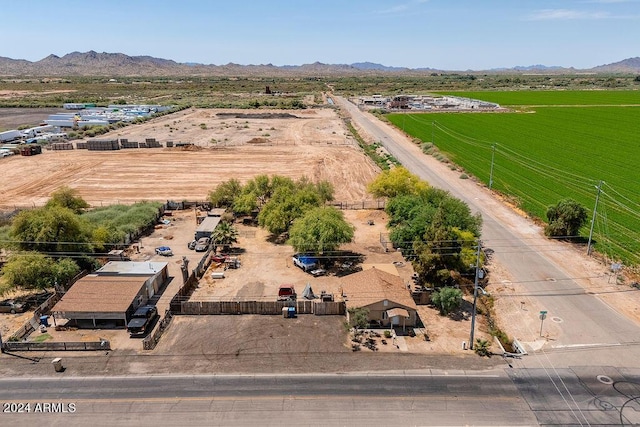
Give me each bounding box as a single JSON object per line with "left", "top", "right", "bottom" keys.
{"left": 0, "top": 372, "right": 546, "bottom": 426}
{"left": 2, "top": 368, "right": 640, "bottom": 426}
{"left": 334, "top": 96, "right": 640, "bottom": 353}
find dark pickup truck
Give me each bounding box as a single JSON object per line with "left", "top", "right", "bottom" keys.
{"left": 127, "top": 305, "right": 158, "bottom": 335}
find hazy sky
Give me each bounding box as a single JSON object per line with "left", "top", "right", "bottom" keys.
{"left": 1, "top": 0, "right": 638, "bottom": 70}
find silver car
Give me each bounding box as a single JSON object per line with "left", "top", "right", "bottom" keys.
{"left": 194, "top": 237, "right": 211, "bottom": 252}
{"left": 0, "top": 300, "right": 25, "bottom": 314}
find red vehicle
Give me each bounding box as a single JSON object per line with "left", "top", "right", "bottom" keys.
{"left": 277, "top": 285, "right": 296, "bottom": 301}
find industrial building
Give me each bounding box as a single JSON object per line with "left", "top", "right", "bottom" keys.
{"left": 357, "top": 94, "right": 500, "bottom": 111}
{"left": 45, "top": 105, "right": 172, "bottom": 128}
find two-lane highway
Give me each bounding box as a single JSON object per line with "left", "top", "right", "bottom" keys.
{"left": 3, "top": 369, "right": 639, "bottom": 426}
{"left": 0, "top": 372, "right": 541, "bottom": 426}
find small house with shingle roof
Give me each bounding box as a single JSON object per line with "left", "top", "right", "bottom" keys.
{"left": 340, "top": 267, "right": 418, "bottom": 329}
{"left": 51, "top": 262, "right": 168, "bottom": 328}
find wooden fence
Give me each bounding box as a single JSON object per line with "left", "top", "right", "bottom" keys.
{"left": 9, "top": 292, "right": 62, "bottom": 341}
{"left": 179, "top": 300, "right": 345, "bottom": 316}
{"left": 169, "top": 249, "right": 213, "bottom": 312}
{"left": 329, "top": 200, "right": 386, "bottom": 210}
{"left": 3, "top": 340, "right": 110, "bottom": 352}
{"left": 142, "top": 310, "right": 174, "bottom": 351}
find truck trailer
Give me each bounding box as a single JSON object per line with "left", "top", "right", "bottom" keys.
{"left": 0, "top": 130, "right": 23, "bottom": 143}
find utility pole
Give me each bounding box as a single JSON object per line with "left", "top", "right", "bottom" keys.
{"left": 468, "top": 241, "right": 482, "bottom": 350}
{"left": 488, "top": 144, "right": 496, "bottom": 190}
{"left": 431, "top": 121, "right": 435, "bottom": 144}
{"left": 587, "top": 180, "right": 603, "bottom": 256}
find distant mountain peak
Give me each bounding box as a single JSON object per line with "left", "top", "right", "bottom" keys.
{"left": 1, "top": 51, "right": 639, "bottom": 77}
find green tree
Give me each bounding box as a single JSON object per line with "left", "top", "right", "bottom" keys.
{"left": 348, "top": 307, "right": 370, "bottom": 330}
{"left": 208, "top": 179, "right": 242, "bottom": 208}
{"left": 258, "top": 183, "right": 323, "bottom": 235}
{"left": 544, "top": 198, "right": 588, "bottom": 238}
{"left": 367, "top": 167, "right": 427, "bottom": 198}
{"left": 431, "top": 287, "right": 463, "bottom": 315}
{"left": 45, "top": 186, "right": 89, "bottom": 214}
{"left": 2, "top": 252, "right": 80, "bottom": 290}
{"left": 91, "top": 223, "right": 125, "bottom": 252}
{"left": 288, "top": 207, "right": 355, "bottom": 253}
{"left": 10, "top": 205, "right": 91, "bottom": 253}
{"left": 233, "top": 193, "right": 258, "bottom": 216}
{"left": 211, "top": 222, "right": 239, "bottom": 252}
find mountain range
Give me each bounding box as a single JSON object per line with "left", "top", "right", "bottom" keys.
{"left": 0, "top": 51, "right": 638, "bottom": 77}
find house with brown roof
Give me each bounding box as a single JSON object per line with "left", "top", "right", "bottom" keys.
{"left": 51, "top": 262, "right": 168, "bottom": 328}
{"left": 340, "top": 267, "right": 418, "bottom": 330}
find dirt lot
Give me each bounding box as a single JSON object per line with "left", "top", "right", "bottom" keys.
{"left": 0, "top": 107, "right": 66, "bottom": 130}
{"left": 0, "top": 107, "right": 379, "bottom": 209}
{"left": 189, "top": 207, "right": 491, "bottom": 355}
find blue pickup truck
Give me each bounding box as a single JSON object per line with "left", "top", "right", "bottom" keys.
{"left": 292, "top": 254, "right": 319, "bottom": 272}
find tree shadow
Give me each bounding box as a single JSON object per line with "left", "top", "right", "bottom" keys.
{"left": 444, "top": 299, "right": 473, "bottom": 322}
{"left": 266, "top": 232, "right": 289, "bottom": 245}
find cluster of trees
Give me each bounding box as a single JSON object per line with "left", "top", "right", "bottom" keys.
{"left": 1, "top": 187, "right": 162, "bottom": 290}
{"left": 544, "top": 198, "right": 588, "bottom": 238}
{"left": 369, "top": 167, "right": 482, "bottom": 288}
{"left": 208, "top": 175, "right": 354, "bottom": 253}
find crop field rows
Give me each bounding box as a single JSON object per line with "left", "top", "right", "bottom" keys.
{"left": 388, "top": 91, "right": 640, "bottom": 265}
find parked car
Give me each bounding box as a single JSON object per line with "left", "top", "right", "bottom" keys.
{"left": 0, "top": 300, "right": 25, "bottom": 314}
{"left": 127, "top": 305, "right": 158, "bottom": 336}
{"left": 155, "top": 246, "right": 173, "bottom": 256}
{"left": 188, "top": 240, "right": 197, "bottom": 250}
{"left": 277, "top": 285, "right": 297, "bottom": 301}
{"left": 310, "top": 268, "right": 327, "bottom": 277}
{"left": 292, "top": 253, "right": 319, "bottom": 272}
{"left": 194, "top": 237, "right": 211, "bottom": 252}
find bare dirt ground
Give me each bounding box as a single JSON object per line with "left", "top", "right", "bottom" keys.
{"left": 0, "top": 107, "right": 65, "bottom": 130}
{"left": 0, "top": 107, "right": 379, "bottom": 209}
{"left": 190, "top": 207, "right": 491, "bottom": 355}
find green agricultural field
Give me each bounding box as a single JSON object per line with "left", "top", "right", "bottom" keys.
{"left": 436, "top": 90, "right": 640, "bottom": 107}
{"left": 387, "top": 92, "right": 640, "bottom": 265}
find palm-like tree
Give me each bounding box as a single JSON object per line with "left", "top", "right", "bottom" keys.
{"left": 211, "top": 222, "right": 239, "bottom": 252}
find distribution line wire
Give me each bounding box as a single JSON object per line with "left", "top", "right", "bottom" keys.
{"left": 495, "top": 150, "right": 597, "bottom": 194}
{"left": 474, "top": 245, "right": 592, "bottom": 425}
{"left": 597, "top": 200, "right": 616, "bottom": 264}
{"left": 602, "top": 182, "right": 640, "bottom": 211}
{"left": 483, "top": 252, "right": 591, "bottom": 426}
{"left": 496, "top": 144, "right": 599, "bottom": 186}
{"left": 433, "top": 120, "right": 599, "bottom": 189}
{"left": 430, "top": 120, "right": 636, "bottom": 264}
{"left": 434, "top": 120, "right": 597, "bottom": 187}
{"left": 490, "top": 165, "right": 564, "bottom": 210}
{"left": 596, "top": 219, "right": 640, "bottom": 246}
{"left": 433, "top": 121, "right": 495, "bottom": 147}
{"left": 601, "top": 189, "right": 640, "bottom": 218}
